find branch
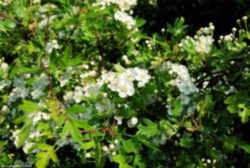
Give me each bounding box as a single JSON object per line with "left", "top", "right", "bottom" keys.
{"left": 95, "top": 32, "right": 106, "bottom": 72}
{"left": 80, "top": 125, "right": 115, "bottom": 137}
{"left": 0, "top": 12, "right": 23, "bottom": 26}
{"left": 40, "top": 60, "right": 56, "bottom": 99}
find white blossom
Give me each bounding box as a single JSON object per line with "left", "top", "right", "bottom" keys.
{"left": 127, "top": 117, "right": 138, "bottom": 128}
{"left": 45, "top": 40, "right": 59, "bottom": 54}
{"left": 23, "top": 142, "right": 35, "bottom": 154}
{"left": 114, "top": 116, "right": 123, "bottom": 125}
{"left": 114, "top": 11, "right": 136, "bottom": 29}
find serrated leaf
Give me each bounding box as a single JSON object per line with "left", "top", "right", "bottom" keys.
{"left": 19, "top": 100, "right": 43, "bottom": 113}
{"left": 36, "top": 152, "right": 50, "bottom": 168}
{"left": 81, "top": 141, "right": 95, "bottom": 150}
{"left": 135, "top": 135, "right": 160, "bottom": 152}
{"left": 0, "top": 141, "right": 6, "bottom": 149}
{"left": 69, "top": 121, "right": 83, "bottom": 144}
{"left": 16, "top": 121, "right": 32, "bottom": 148}
{"left": 35, "top": 145, "right": 58, "bottom": 168}
{"left": 123, "top": 139, "right": 139, "bottom": 153}
{"left": 138, "top": 119, "right": 158, "bottom": 138}
{"left": 61, "top": 120, "right": 71, "bottom": 141}
{"left": 66, "top": 104, "right": 86, "bottom": 114}
{"left": 112, "top": 154, "right": 126, "bottom": 164}
{"left": 70, "top": 117, "right": 93, "bottom": 130}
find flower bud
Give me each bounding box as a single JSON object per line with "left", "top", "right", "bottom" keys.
{"left": 242, "top": 16, "right": 248, "bottom": 21}
{"left": 102, "top": 145, "right": 108, "bottom": 152}
{"left": 86, "top": 153, "right": 91, "bottom": 158}
{"left": 109, "top": 143, "right": 115, "bottom": 150}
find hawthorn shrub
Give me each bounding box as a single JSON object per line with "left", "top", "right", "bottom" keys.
{"left": 0, "top": 0, "right": 250, "bottom": 168}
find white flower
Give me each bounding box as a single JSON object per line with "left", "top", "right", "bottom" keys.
{"left": 178, "top": 81, "right": 197, "bottom": 95}
{"left": 45, "top": 39, "right": 59, "bottom": 54}
{"left": 122, "top": 55, "right": 131, "bottom": 64}
{"left": 63, "top": 91, "right": 73, "bottom": 101}
{"left": 73, "top": 87, "right": 84, "bottom": 103}
{"left": 1, "top": 63, "right": 8, "bottom": 71}
{"left": 178, "top": 94, "right": 190, "bottom": 105}
{"left": 103, "top": 67, "right": 150, "bottom": 98}
{"left": 134, "top": 68, "right": 151, "bottom": 87}
{"left": 109, "top": 143, "right": 115, "bottom": 150}
{"left": 127, "top": 117, "right": 138, "bottom": 128}
{"left": 29, "top": 131, "right": 42, "bottom": 139}
{"left": 60, "top": 79, "right": 68, "bottom": 87}
{"left": 86, "top": 153, "right": 91, "bottom": 158}
{"left": 114, "top": 11, "right": 136, "bottom": 29}
{"left": 117, "top": 80, "right": 135, "bottom": 98}
{"left": 23, "top": 142, "right": 34, "bottom": 154}
{"left": 94, "top": 0, "right": 137, "bottom": 11}
{"left": 12, "top": 129, "right": 21, "bottom": 147}
{"left": 83, "top": 83, "right": 101, "bottom": 97}
{"left": 96, "top": 98, "right": 113, "bottom": 112}
{"left": 31, "top": 89, "right": 44, "bottom": 99}
{"left": 32, "top": 112, "right": 50, "bottom": 124}
{"left": 102, "top": 145, "right": 109, "bottom": 152}
{"left": 114, "top": 139, "right": 119, "bottom": 144}
{"left": 1, "top": 105, "right": 8, "bottom": 112}
{"left": 224, "top": 34, "right": 233, "bottom": 42}
{"left": 114, "top": 116, "right": 123, "bottom": 125}
{"left": 194, "top": 35, "right": 214, "bottom": 54}
{"left": 131, "top": 117, "right": 138, "bottom": 125}
{"left": 0, "top": 80, "right": 11, "bottom": 91}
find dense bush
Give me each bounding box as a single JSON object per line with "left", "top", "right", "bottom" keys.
{"left": 0, "top": 0, "right": 249, "bottom": 168}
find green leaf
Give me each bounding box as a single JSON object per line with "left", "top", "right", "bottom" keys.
{"left": 16, "top": 121, "right": 32, "bottom": 148}
{"left": 35, "top": 144, "right": 58, "bottom": 168}
{"left": 14, "top": 115, "right": 26, "bottom": 124}
{"left": 112, "top": 155, "right": 126, "bottom": 164}
{"left": 239, "top": 144, "right": 250, "bottom": 154}
{"left": 61, "top": 120, "right": 71, "bottom": 141}
{"left": 238, "top": 104, "right": 250, "bottom": 123}
{"left": 180, "top": 137, "right": 193, "bottom": 148}
{"left": 66, "top": 104, "right": 86, "bottom": 114}
{"left": 123, "top": 139, "right": 139, "bottom": 153}
{"left": 69, "top": 121, "right": 83, "bottom": 144}
{"left": 36, "top": 152, "right": 50, "bottom": 168}
{"left": 19, "top": 100, "right": 43, "bottom": 113}
{"left": 70, "top": 117, "right": 93, "bottom": 130}
{"left": 135, "top": 135, "right": 160, "bottom": 152}
{"left": 120, "top": 164, "right": 133, "bottom": 168}
{"left": 4, "top": 20, "right": 16, "bottom": 29}
{"left": 62, "top": 45, "right": 72, "bottom": 66}
{"left": 138, "top": 119, "right": 158, "bottom": 138}
{"left": 81, "top": 141, "right": 95, "bottom": 150}
{"left": 0, "top": 141, "right": 6, "bottom": 149}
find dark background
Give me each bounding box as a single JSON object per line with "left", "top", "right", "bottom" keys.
{"left": 135, "top": 0, "right": 250, "bottom": 38}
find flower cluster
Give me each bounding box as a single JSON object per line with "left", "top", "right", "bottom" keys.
{"left": 100, "top": 67, "right": 151, "bottom": 98}
{"left": 94, "top": 0, "right": 137, "bottom": 11}
{"left": 0, "top": 0, "right": 12, "bottom": 6}
{"left": 9, "top": 77, "right": 29, "bottom": 102}
{"left": 28, "top": 112, "right": 50, "bottom": 125}
{"left": 45, "top": 40, "right": 59, "bottom": 54}
{"left": 102, "top": 139, "right": 119, "bottom": 156}
{"left": 0, "top": 58, "right": 10, "bottom": 91}
{"left": 159, "top": 62, "right": 198, "bottom": 115}
{"left": 114, "top": 11, "right": 136, "bottom": 30}
{"left": 167, "top": 62, "right": 198, "bottom": 95}
{"left": 179, "top": 23, "right": 215, "bottom": 54}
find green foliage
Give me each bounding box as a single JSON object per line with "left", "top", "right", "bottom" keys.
{"left": 0, "top": 0, "right": 249, "bottom": 168}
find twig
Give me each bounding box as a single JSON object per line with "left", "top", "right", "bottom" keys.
{"left": 95, "top": 32, "right": 106, "bottom": 72}
{"left": 40, "top": 60, "right": 56, "bottom": 98}
{"left": 80, "top": 125, "right": 115, "bottom": 137}
{"left": 0, "top": 12, "right": 23, "bottom": 26}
